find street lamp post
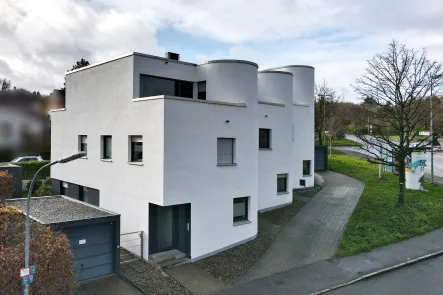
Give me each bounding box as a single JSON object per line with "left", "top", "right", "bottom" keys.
{"left": 23, "top": 152, "right": 86, "bottom": 295}
{"left": 430, "top": 74, "right": 443, "bottom": 184}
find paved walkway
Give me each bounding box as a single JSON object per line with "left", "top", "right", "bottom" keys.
{"left": 239, "top": 171, "right": 364, "bottom": 283}
{"left": 165, "top": 263, "right": 228, "bottom": 295}
{"left": 76, "top": 275, "right": 143, "bottom": 295}
{"left": 216, "top": 226, "right": 443, "bottom": 295}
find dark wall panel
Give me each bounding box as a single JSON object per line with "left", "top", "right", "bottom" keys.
{"left": 51, "top": 179, "right": 61, "bottom": 195}
{"left": 88, "top": 188, "right": 100, "bottom": 206}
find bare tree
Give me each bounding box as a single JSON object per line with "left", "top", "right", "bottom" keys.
{"left": 0, "top": 78, "right": 11, "bottom": 91}
{"left": 353, "top": 40, "right": 443, "bottom": 206}
{"left": 315, "top": 80, "right": 337, "bottom": 145}
{"left": 325, "top": 97, "right": 345, "bottom": 155}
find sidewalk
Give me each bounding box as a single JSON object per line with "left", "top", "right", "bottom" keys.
{"left": 240, "top": 171, "right": 363, "bottom": 282}
{"left": 215, "top": 227, "right": 443, "bottom": 295}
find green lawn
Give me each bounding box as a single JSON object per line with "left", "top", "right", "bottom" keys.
{"left": 330, "top": 155, "right": 443, "bottom": 257}
{"left": 315, "top": 138, "right": 362, "bottom": 147}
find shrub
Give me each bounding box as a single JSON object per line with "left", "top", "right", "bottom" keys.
{"left": 0, "top": 205, "right": 77, "bottom": 295}
{"left": 35, "top": 184, "right": 52, "bottom": 197}
{"left": 12, "top": 161, "right": 51, "bottom": 180}
{"left": 26, "top": 179, "right": 42, "bottom": 193}
{"left": 0, "top": 171, "right": 13, "bottom": 202}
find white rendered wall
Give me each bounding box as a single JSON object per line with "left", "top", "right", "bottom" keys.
{"left": 257, "top": 72, "right": 293, "bottom": 211}
{"left": 268, "top": 66, "right": 315, "bottom": 188}
{"left": 163, "top": 61, "right": 259, "bottom": 259}
{"left": 51, "top": 56, "right": 167, "bottom": 259}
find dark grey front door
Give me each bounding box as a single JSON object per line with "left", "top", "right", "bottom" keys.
{"left": 149, "top": 203, "right": 191, "bottom": 257}
{"left": 64, "top": 222, "right": 115, "bottom": 281}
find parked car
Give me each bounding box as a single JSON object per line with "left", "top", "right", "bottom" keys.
{"left": 11, "top": 156, "right": 44, "bottom": 163}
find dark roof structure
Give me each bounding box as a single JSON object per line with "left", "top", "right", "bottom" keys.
{"left": 6, "top": 196, "right": 118, "bottom": 224}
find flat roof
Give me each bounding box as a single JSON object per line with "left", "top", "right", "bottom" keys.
{"left": 6, "top": 196, "right": 118, "bottom": 225}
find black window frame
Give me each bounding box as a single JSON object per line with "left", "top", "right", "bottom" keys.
{"left": 303, "top": 160, "right": 311, "bottom": 176}
{"left": 233, "top": 197, "right": 249, "bottom": 223}
{"left": 60, "top": 182, "right": 68, "bottom": 195}
{"left": 79, "top": 135, "right": 87, "bottom": 155}
{"left": 277, "top": 174, "right": 288, "bottom": 193}
{"left": 139, "top": 74, "right": 193, "bottom": 99}
{"left": 130, "top": 136, "right": 143, "bottom": 162}
{"left": 102, "top": 135, "right": 112, "bottom": 159}
{"left": 259, "top": 128, "right": 271, "bottom": 149}
{"left": 197, "top": 81, "right": 206, "bottom": 100}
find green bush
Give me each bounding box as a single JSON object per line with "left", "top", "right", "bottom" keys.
{"left": 26, "top": 179, "right": 42, "bottom": 193}
{"left": 35, "top": 184, "right": 52, "bottom": 197}
{"left": 12, "top": 160, "right": 51, "bottom": 180}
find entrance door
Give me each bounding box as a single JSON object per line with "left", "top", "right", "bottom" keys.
{"left": 149, "top": 203, "right": 191, "bottom": 257}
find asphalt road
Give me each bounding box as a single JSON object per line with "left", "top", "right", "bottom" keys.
{"left": 343, "top": 134, "right": 443, "bottom": 179}
{"left": 328, "top": 255, "right": 443, "bottom": 295}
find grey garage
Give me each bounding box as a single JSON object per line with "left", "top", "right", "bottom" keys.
{"left": 6, "top": 196, "right": 120, "bottom": 281}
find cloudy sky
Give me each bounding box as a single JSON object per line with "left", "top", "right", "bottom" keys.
{"left": 1, "top": 0, "right": 442, "bottom": 100}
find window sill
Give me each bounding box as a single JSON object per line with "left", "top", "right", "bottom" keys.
{"left": 277, "top": 191, "right": 290, "bottom": 195}
{"left": 217, "top": 163, "right": 237, "bottom": 166}
{"left": 233, "top": 220, "right": 251, "bottom": 226}
{"left": 80, "top": 156, "right": 88, "bottom": 159}
{"left": 101, "top": 159, "right": 113, "bottom": 162}
{"left": 303, "top": 175, "right": 312, "bottom": 177}
{"left": 128, "top": 162, "right": 143, "bottom": 166}
{"left": 259, "top": 148, "right": 272, "bottom": 151}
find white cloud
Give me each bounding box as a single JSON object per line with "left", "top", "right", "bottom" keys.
{"left": 0, "top": 0, "right": 442, "bottom": 97}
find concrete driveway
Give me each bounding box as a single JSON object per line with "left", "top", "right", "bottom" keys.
{"left": 76, "top": 274, "right": 144, "bottom": 295}
{"left": 240, "top": 171, "right": 364, "bottom": 282}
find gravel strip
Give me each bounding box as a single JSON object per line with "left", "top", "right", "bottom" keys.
{"left": 195, "top": 229, "right": 275, "bottom": 286}
{"left": 120, "top": 259, "right": 191, "bottom": 295}
{"left": 259, "top": 199, "right": 305, "bottom": 227}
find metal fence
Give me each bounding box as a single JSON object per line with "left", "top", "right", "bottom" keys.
{"left": 120, "top": 231, "right": 144, "bottom": 264}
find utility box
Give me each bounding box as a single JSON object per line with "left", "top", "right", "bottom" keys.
{"left": 0, "top": 164, "right": 22, "bottom": 198}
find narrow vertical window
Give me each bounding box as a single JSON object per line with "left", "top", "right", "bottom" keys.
{"left": 79, "top": 135, "right": 87, "bottom": 155}
{"left": 198, "top": 81, "right": 206, "bottom": 100}
{"left": 130, "top": 136, "right": 143, "bottom": 162}
{"left": 277, "top": 174, "right": 288, "bottom": 193}
{"left": 259, "top": 129, "right": 271, "bottom": 149}
{"left": 303, "top": 160, "right": 311, "bottom": 176}
{"left": 233, "top": 197, "right": 249, "bottom": 223}
{"left": 102, "top": 136, "right": 112, "bottom": 159}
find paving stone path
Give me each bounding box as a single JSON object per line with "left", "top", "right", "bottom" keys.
{"left": 240, "top": 171, "right": 364, "bottom": 283}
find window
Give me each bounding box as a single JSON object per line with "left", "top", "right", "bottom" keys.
{"left": 233, "top": 197, "right": 249, "bottom": 223}
{"left": 217, "top": 138, "right": 235, "bottom": 165}
{"left": 130, "top": 136, "right": 143, "bottom": 162}
{"left": 303, "top": 160, "right": 311, "bottom": 176}
{"left": 277, "top": 174, "right": 288, "bottom": 193}
{"left": 102, "top": 136, "right": 112, "bottom": 159}
{"left": 61, "top": 182, "right": 68, "bottom": 195}
{"left": 259, "top": 129, "right": 271, "bottom": 149}
{"left": 197, "top": 81, "right": 206, "bottom": 100}
{"left": 79, "top": 135, "right": 87, "bottom": 155}
{"left": 80, "top": 186, "right": 89, "bottom": 203}
{"left": 140, "top": 75, "right": 193, "bottom": 98}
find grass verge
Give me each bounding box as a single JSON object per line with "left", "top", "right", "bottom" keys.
{"left": 330, "top": 155, "right": 443, "bottom": 257}
{"left": 315, "top": 138, "right": 362, "bottom": 147}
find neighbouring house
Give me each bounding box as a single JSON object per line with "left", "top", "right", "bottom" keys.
{"left": 0, "top": 89, "right": 50, "bottom": 161}
{"left": 49, "top": 52, "right": 315, "bottom": 261}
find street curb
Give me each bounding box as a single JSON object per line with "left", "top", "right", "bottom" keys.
{"left": 310, "top": 249, "right": 443, "bottom": 295}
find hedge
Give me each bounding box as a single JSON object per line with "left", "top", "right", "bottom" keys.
{"left": 0, "top": 205, "right": 77, "bottom": 294}
{"left": 6, "top": 161, "right": 51, "bottom": 180}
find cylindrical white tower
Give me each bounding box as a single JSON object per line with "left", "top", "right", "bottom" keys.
{"left": 256, "top": 71, "right": 294, "bottom": 211}
{"left": 265, "top": 65, "right": 315, "bottom": 189}
{"left": 258, "top": 70, "right": 293, "bottom": 105}
{"left": 197, "top": 60, "right": 258, "bottom": 104}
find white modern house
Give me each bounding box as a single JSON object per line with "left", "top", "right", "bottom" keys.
{"left": 50, "top": 52, "right": 314, "bottom": 261}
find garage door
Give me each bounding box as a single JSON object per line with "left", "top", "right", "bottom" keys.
{"left": 64, "top": 222, "right": 115, "bottom": 281}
